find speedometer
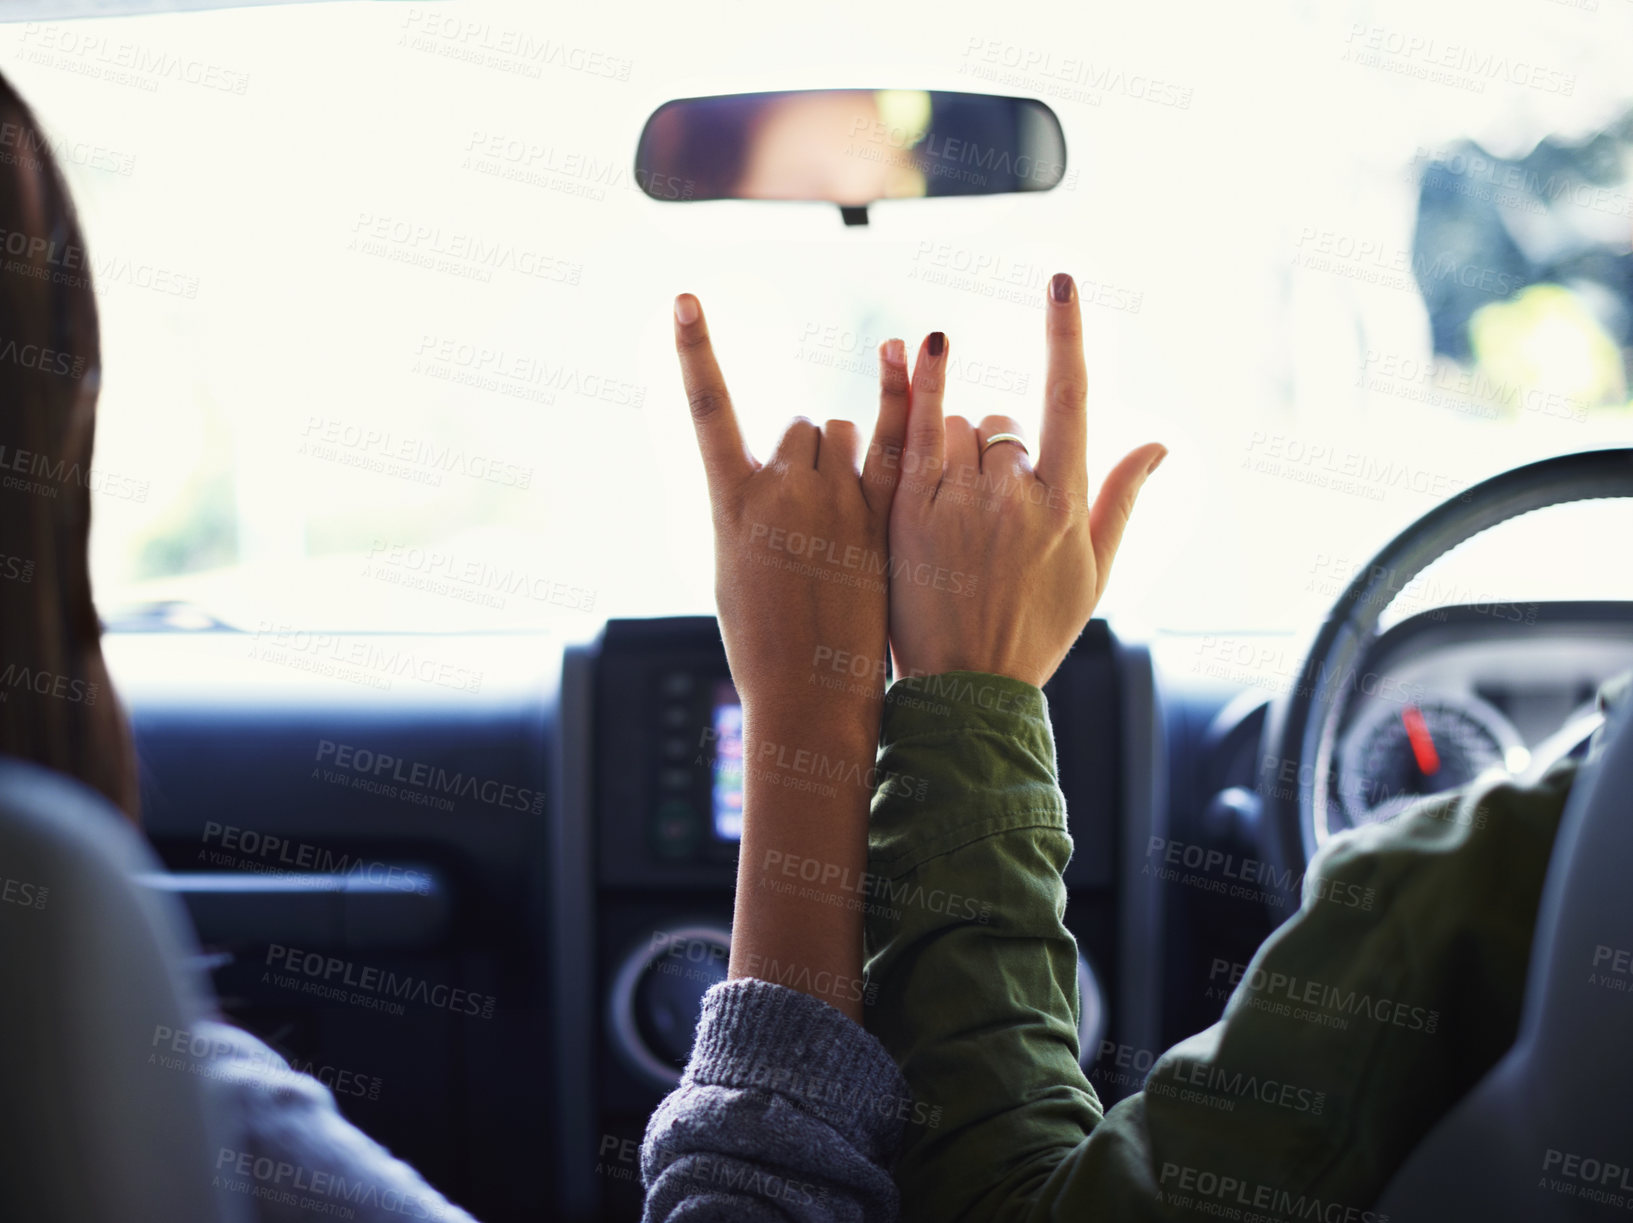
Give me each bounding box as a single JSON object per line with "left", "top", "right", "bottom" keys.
{"left": 1335, "top": 694, "right": 1524, "bottom": 828}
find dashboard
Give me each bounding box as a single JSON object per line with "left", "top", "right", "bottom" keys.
{"left": 1325, "top": 603, "right": 1633, "bottom": 835}
{"left": 98, "top": 600, "right": 1633, "bottom": 1222}
{"left": 1141, "top": 600, "right": 1633, "bottom": 1047}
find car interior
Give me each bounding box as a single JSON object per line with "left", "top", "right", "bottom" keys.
{"left": 3, "top": 1, "right": 1633, "bottom": 1220}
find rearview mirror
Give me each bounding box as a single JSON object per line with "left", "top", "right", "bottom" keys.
{"left": 635, "top": 89, "right": 1067, "bottom": 224}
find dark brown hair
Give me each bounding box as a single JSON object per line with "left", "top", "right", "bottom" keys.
{"left": 0, "top": 71, "right": 138, "bottom": 821}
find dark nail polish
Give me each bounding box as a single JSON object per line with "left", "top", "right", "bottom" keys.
{"left": 1050, "top": 273, "right": 1072, "bottom": 303}
{"left": 928, "top": 331, "right": 945, "bottom": 357}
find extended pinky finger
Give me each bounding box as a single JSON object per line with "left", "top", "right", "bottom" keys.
{"left": 899, "top": 331, "right": 948, "bottom": 502}
{"left": 863, "top": 338, "right": 909, "bottom": 511}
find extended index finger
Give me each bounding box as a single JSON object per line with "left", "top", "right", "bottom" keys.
{"left": 1035, "top": 272, "right": 1088, "bottom": 493}
{"left": 674, "top": 293, "right": 755, "bottom": 492}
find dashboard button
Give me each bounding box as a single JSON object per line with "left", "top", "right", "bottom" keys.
{"left": 658, "top": 767, "right": 692, "bottom": 791}
{"left": 661, "top": 705, "right": 691, "bottom": 729}
{"left": 660, "top": 672, "right": 695, "bottom": 698}
{"left": 651, "top": 800, "right": 703, "bottom": 859}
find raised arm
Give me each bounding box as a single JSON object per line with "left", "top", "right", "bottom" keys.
{"left": 865, "top": 695, "right": 1576, "bottom": 1222}
{"left": 667, "top": 290, "right": 909, "bottom": 1022}
{"left": 642, "top": 294, "right": 913, "bottom": 1220}
{"left": 864, "top": 272, "right": 1165, "bottom": 1219}
{"left": 864, "top": 274, "right": 1579, "bottom": 1223}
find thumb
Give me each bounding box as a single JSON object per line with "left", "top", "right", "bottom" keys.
{"left": 1087, "top": 442, "right": 1167, "bottom": 589}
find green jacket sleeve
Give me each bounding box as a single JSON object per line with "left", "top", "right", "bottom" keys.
{"left": 863, "top": 671, "right": 1576, "bottom": 1223}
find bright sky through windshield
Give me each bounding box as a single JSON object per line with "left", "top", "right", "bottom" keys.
{"left": 3, "top": 0, "right": 1633, "bottom": 636}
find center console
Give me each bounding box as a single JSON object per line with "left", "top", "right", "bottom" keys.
{"left": 597, "top": 620, "right": 742, "bottom": 885}
{"left": 561, "top": 616, "right": 1159, "bottom": 1220}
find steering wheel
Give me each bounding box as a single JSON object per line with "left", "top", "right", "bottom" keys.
{"left": 1257, "top": 447, "right": 1633, "bottom": 872}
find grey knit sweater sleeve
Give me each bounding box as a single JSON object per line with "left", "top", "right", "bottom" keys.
{"left": 641, "top": 978, "right": 912, "bottom": 1222}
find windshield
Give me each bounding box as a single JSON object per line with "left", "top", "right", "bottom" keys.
{"left": 5, "top": 0, "right": 1633, "bottom": 636}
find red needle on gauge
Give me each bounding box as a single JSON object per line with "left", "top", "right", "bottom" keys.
{"left": 1401, "top": 705, "right": 1441, "bottom": 776}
